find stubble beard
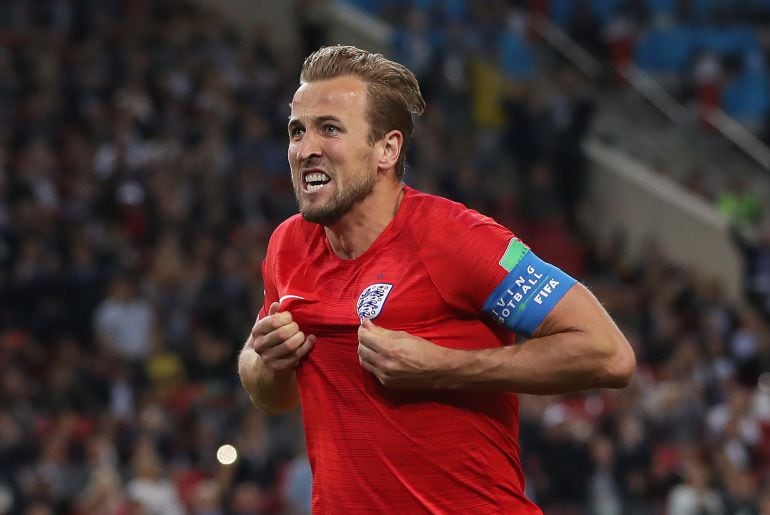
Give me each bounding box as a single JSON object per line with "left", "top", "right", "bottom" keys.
{"left": 294, "top": 168, "right": 376, "bottom": 225}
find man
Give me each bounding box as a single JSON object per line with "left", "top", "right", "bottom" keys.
{"left": 238, "top": 45, "right": 635, "bottom": 514}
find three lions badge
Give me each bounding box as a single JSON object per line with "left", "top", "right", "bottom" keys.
{"left": 356, "top": 283, "right": 393, "bottom": 320}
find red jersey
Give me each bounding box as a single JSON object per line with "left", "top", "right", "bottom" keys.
{"left": 260, "top": 187, "right": 542, "bottom": 514}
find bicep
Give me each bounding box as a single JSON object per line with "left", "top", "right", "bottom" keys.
{"left": 531, "top": 282, "right": 629, "bottom": 362}
{"left": 481, "top": 249, "right": 577, "bottom": 337}
{"left": 531, "top": 282, "right": 609, "bottom": 338}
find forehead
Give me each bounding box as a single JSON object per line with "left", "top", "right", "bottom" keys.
{"left": 290, "top": 76, "right": 368, "bottom": 119}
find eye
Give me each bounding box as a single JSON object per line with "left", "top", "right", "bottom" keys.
{"left": 323, "top": 124, "right": 340, "bottom": 135}
{"left": 289, "top": 126, "right": 305, "bottom": 139}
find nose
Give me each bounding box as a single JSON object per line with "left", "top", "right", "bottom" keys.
{"left": 294, "top": 130, "right": 322, "bottom": 163}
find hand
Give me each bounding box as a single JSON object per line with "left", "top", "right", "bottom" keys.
{"left": 357, "top": 318, "right": 450, "bottom": 388}
{"left": 247, "top": 302, "right": 316, "bottom": 373}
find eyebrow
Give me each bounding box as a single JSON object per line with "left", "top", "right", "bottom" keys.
{"left": 287, "top": 115, "right": 344, "bottom": 128}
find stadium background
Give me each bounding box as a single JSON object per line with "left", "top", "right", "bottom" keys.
{"left": 1, "top": 0, "right": 770, "bottom": 513}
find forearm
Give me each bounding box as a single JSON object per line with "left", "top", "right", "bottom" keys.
{"left": 238, "top": 347, "right": 300, "bottom": 414}
{"left": 436, "top": 328, "right": 633, "bottom": 394}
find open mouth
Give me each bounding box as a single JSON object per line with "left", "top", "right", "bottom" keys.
{"left": 303, "top": 170, "right": 332, "bottom": 192}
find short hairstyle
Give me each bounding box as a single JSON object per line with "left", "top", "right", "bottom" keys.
{"left": 299, "top": 45, "right": 426, "bottom": 180}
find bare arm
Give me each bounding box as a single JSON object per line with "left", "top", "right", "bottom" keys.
{"left": 238, "top": 302, "right": 316, "bottom": 414}
{"left": 357, "top": 283, "right": 635, "bottom": 394}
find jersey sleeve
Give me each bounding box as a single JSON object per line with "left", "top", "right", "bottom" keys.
{"left": 415, "top": 202, "right": 515, "bottom": 315}
{"left": 415, "top": 200, "right": 576, "bottom": 336}
{"left": 258, "top": 234, "right": 280, "bottom": 320}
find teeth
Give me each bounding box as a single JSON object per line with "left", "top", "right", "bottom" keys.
{"left": 305, "top": 172, "right": 330, "bottom": 183}
{"left": 307, "top": 183, "right": 325, "bottom": 192}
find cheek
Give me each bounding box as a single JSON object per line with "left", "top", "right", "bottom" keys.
{"left": 357, "top": 147, "right": 377, "bottom": 172}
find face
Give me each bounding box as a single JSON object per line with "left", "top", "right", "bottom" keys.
{"left": 288, "top": 76, "right": 379, "bottom": 225}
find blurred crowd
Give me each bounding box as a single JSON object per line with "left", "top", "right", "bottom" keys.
{"left": 352, "top": 0, "right": 770, "bottom": 134}
{"left": 0, "top": 0, "right": 769, "bottom": 514}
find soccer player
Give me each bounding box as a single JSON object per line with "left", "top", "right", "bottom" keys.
{"left": 238, "top": 45, "right": 635, "bottom": 514}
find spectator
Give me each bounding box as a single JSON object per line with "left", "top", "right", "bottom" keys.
{"left": 666, "top": 459, "right": 725, "bottom": 515}
{"left": 229, "top": 481, "right": 269, "bottom": 515}
{"left": 718, "top": 177, "right": 762, "bottom": 229}
{"left": 588, "top": 435, "right": 623, "bottom": 515}
{"left": 280, "top": 445, "right": 312, "bottom": 515}
{"left": 76, "top": 465, "right": 130, "bottom": 515}
{"left": 126, "top": 438, "right": 185, "bottom": 515}
{"left": 189, "top": 479, "right": 225, "bottom": 515}
{"left": 93, "top": 273, "right": 157, "bottom": 364}
{"left": 545, "top": 65, "right": 595, "bottom": 226}
{"left": 731, "top": 220, "right": 770, "bottom": 322}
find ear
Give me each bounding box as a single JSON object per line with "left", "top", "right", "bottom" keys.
{"left": 376, "top": 130, "right": 403, "bottom": 174}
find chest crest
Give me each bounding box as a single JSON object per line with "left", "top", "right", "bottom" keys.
{"left": 356, "top": 283, "right": 393, "bottom": 320}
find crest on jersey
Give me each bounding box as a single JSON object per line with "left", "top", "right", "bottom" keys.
{"left": 356, "top": 283, "right": 393, "bottom": 320}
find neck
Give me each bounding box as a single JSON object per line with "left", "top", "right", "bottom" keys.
{"left": 324, "top": 180, "right": 405, "bottom": 259}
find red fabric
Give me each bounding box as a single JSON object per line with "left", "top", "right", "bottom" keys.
{"left": 529, "top": 0, "right": 548, "bottom": 18}
{"left": 697, "top": 83, "right": 720, "bottom": 129}
{"left": 610, "top": 38, "right": 634, "bottom": 86}
{"left": 527, "top": 0, "right": 549, "bottom": 41}
{"left": 261, "top": 188, "right": 541, "bottom": 514}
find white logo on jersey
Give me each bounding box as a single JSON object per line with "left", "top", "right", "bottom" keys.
{"left": 356, "top": 283, "right": 393, "bottom": 320}
{"left": 279, "top": 294, "right": 306, "bottom": 305}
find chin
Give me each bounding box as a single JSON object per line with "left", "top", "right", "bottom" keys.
{"left": 300, "top": 203, "right": 347, "bottom": 225}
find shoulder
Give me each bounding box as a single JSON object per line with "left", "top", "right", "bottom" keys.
{"left": 405, "top": 188, "right": 473, "bottom": 218}
{"left": 404, "top": 188, "right": 512, "bottom": 243}
{"left": 401, "top": 188, "right": 516, "bottom": 312}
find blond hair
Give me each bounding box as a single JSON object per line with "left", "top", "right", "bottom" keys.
{"left": 300, "top": 45, "right": 426, "bottom": 179}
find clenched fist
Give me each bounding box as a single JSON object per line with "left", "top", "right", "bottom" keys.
{"left": 357, "top": 317, "right": 451, "bottom": 388}
{"left": 246, "top": 302, "right": 316, "bottom": 373}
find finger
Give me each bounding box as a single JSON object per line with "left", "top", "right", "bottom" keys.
{"left": 357, "top": 342, "right": 378, "bottom": 362}
{"left": 251, "top": 302, "right": 283, "bottom": 334}
{"left": 253, "top": 310, "right": 293, "bottom": 337}
{"left": 271, "top": 356, "right": 301, "bottom": 372}
{"left": 285, "top": 333, "right": 316, "bottom": 362}
{"left": 360, "top": 317, "right": 392, "bottom": 338}
{"left": 357, "top": 325, "right": 382, "bottom": 353}
{"left": 293, "top": 334, "right": 316, "bottom": 361}
{"left": 358, "top": 349, "right": 380, "bottom": 377}
{"left": 252, "top": 322, "right": 300, "bottom": 354}
{"left": 263, "top": 334, "right": 316, "bottom": 369}
{"left": 259, "top": 329, "right": 305, "bottom": 361}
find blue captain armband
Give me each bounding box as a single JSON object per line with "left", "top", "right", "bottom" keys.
{"left": 482, "top": 249, "right": 577, "bottom": 337}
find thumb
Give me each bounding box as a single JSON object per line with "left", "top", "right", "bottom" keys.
{"left": 358, "top": 319, "right": 380, "bottom": 351}
{"left": 268, "top": 302, "right": 281, "bottom": 316}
